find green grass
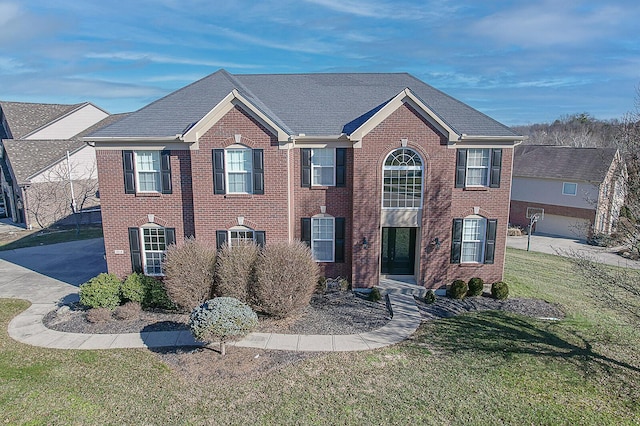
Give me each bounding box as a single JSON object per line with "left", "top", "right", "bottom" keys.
{"left": 1, "top": 248, "right": 639, "bottom": 424}
{"left": 0, "top": 226, "right": 103, "bottom": 251}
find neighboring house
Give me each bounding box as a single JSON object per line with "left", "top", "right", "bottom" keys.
{"left": 510, "top": 145, "right": 627, "bottom": 239}
{"left": 86, "top": 69, "right": 522, "bottom": 291}
{"left": 0, "top": 100, "right": 119, "bottom": 228}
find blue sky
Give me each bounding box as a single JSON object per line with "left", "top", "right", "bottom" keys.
{"left": 1, "top": 0, "right": 639, "bottom": 126}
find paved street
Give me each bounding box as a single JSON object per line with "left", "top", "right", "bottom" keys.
{"left": 507, "top": 234, "right": 640, "bottom": 269}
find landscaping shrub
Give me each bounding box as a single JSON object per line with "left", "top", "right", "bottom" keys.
{"left": 215, "top": 241, "right": 259, "bottom": 304}
{"left": 121, "top": 273, "right": 145, "bottom": 303}
{"left": 447, "top": 279, "right": 468, "bottom": 299}
{"left": 79, "top": 273, "right": 122, "bottom": 310}
{"left": 189, "top": 297, "right": 258, "bottom": 356}
{"left": 491, "top": 281, "right": 509, "bottom": 300}
{"left": 114, "top": 301, "right": 142, "bottom": 320}
{"left": 424, "top": 289, "right": 436, "bottom": 304}
{"left": 163, "top": 237, "right": 215, "bottom": 311}
{"left": 252, "top": 241, "right": 319, "bottom": 318}
{"left": 86, "top": 307, "right": 112, "bottom": 323}
{"left": 141, "top": 275, "right": 175, "bottom": 310}
{"left": 467, "top": 277, "right": 484, "bottom": 297}
{"left": 368, "top": 287, "right": 382, "bottom": 302}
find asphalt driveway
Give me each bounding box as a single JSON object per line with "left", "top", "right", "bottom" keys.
{"left": 507, "top": 234, "right": 640, "bottom": 269}
{"left": 0, "top": 238, "right": 107, "bottom": 287}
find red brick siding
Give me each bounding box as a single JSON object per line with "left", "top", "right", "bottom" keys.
{"left": 96, "top": 149, "right": 194, "bottom": 278}
{"left": 509, "top": 200, "right": 596, "bottom": 230}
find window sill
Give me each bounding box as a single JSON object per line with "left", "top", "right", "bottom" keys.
{"left": 223, "top": 193, "right": 254, "bottom": 199}
{"left": 135, "top": 192, "right": 161, "bottom": 197}
{"left": 458, "top": 262, "right": 483, "bottom": 267}
{"left": 310, "top": 186, "right": 332, "bottom": 190}
{"left": 463, "top": 186, "right": 488, "bottom": 191}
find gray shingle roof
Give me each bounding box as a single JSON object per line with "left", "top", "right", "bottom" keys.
{"left": 90, "top": 70, "right": 520, "bottom": 139}
{"left": 2, "top": 113, "right": 129, "bottom": 184}
{"left": 513, "top": 145, "right": 618, "bottom": 183}
{"left": 0, "top": 101, "right": 85, "bottom": 139}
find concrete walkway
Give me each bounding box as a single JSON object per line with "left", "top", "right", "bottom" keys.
{"left": 1, "top": 245, "right": 421, "bottom": 351}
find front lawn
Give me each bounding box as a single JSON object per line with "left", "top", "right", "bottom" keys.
{"left": 0, "top": 225, "right": 103, "bottom": 251}
{"left": 1, "top": 248, "right": 639, "bottom": 424}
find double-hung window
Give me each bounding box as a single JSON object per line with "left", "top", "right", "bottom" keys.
{"left": 212, "top": 147, "right": 264, "bottom": 195}
{"left": 301, "top": 148, "right": 346, "bottom": 188}
{"left": 226, "top": 148, "right": 253, "bottom": 193}
{"left": 312, "top": 217, "right": 334, "bottom": 262}
{"left": 450, "top": 217, "right": 497, "bottom": 264}
{"left": 229, "top": 228, "right": 255, "bottom": 246}
{"left": 128, "top": 225, "right": 176, "bottom": 275}
{"left": 455, "top": 148, "right": 502, "bottom": 188}
{"left": 123, "top": 150, "right": 172, "bottom": 194}
{"left": 215, "top": 227, "right": 266, "bottom": 249}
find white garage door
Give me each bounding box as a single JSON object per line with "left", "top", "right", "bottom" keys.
{"left": 534, "top": 214, "right": 590, "bottom": 239}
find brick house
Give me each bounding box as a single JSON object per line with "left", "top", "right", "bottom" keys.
{"left": 87, "top": 70, "right": 522, "bottom": 291}
{"left": 510, "top": 145, "right": 626, "bottom": 239}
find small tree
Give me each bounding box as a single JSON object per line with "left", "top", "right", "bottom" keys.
{"left": 189, "top": 297, "right": 258, "bottom": 356}
{"left": 252, "top": 241, "right": 319, "bottom": 318}
{"left": 215, "top": 242, "right": 260, "bottom": 304}
{"left": 163, "top": 237, "right": 216, "bottom": 312}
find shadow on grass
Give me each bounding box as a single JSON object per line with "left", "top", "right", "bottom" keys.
{"left": 413, "top": 311, "right": 640, "bottom": 377}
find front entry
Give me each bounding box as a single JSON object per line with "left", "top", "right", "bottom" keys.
{"left": 381, "top": 227, "right": 417, "bottom": 275}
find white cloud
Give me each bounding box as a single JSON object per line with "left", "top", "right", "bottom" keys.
{"left": 302, "top": 0, "right": 453, "bottom": 20}
{"left": 0, "top": 2, "right": 21, "bottom": 26}
{"left": 85, "top": 52, "right": 260, "bottom": 69}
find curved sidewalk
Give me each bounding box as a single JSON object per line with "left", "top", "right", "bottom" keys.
{"left": 8, "top": 294, "right": 421, "bottom": 351}
{"left": 1, "top": 256, "right": 422, "bottom": 352}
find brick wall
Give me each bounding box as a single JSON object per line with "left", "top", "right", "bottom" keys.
{"left": 96, "top": 149, "right": 194, "bottom": 278}
{"left": 509, "top": 200, "right": 596, "bottom": 230}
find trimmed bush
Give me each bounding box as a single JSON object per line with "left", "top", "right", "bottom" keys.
{"left": 79, "top": 273, "right": 122, "bottom": 310}
{"left": 163, "top": 237, "right": 216, "bottom": 312}
{"left": 368, "top": 287, "right": 382, "bottom": 302}
{"left": 141, "top": 275, "right": 175, "bottom": 310}
{"left": 424, "top": 289, "right": 436, "bottom": 304}
{"left": 215, "top": 241, "right": 259, "bottom": 304}
{"left": 114, "top": 301, "right": 142, "bottom": 320}
{"left": 86, "top": 307, "right": 112, "bottom": 323}
{"left": 491, "top": 281, "right": 509, "bottom": 300}
{"left": 447, "top": 279, "right": 468, "bottom": 299}
{"left": 252, "top": 241, "right": 319, "bottom": 318}
{"left": 121, "top": 274, "right": 145, "bottom": 303}
{"left": 467, "top": 277, "right": 484, "bottom": 297}
{"left": 189, "top": 297, "right": 258, "bottom": 356}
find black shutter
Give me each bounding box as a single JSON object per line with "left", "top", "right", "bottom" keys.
{"left": 213, "top": 149, "right": 226, "bottom": 194}
{"left": 450, "top": 218, "right": 463, "bottom": 264}
{"left": 489, "top": 149, "right": 502, "bottom": 188}
{"left": 128, "top": 227, "right": 142, "bottom": 273}
{"left": 455, "top": 149, "right": 467, "bottom": 188}
{"left": 216, "top": 230, "right": 227, "bottom": 250}
{"left": 160, "top": 150, "right": 172, "bottom": 194}
{"left": 301, "top": 218, "right": 311, "bottom": 247}
{"left": 336, "top": 148, "right": 346, "bottom": 187}
{"left": 165, "top": 227, "right": 176, "bottom": 247}
{"left": 255, "top": 231, "right": 266, "bottom": 248}
{"left": 334, "top": 217, "right": 345, "bottom": 263}
{"left": 301, "top": 148, "right": 311, "bottom": 188}
{"left": 123, "top": 151, "right": 136, "bottom": 194}
{"left": 253, "top": 149, "right": 264, "bottom": 195}
{"left": 484, "top": 219, "right": 497, "bottom": 264}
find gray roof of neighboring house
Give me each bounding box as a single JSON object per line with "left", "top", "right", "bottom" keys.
{"left": 0, "top": 101, "right": 86, "bottom": 139}
{"left": 2, "top": 113, "right": 129, "bottom": 184}
{"left": 90, "top": 69, "right": 520, "bottom": 139}
{"left": 513, "top": 145, "right": 619, "bottom": 183}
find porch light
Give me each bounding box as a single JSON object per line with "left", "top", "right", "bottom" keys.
{"left": 361, "top": 237, "right": 369, "bottom": 250}
{"left": 431, "top": 237, "right": 441, "bottom": 249}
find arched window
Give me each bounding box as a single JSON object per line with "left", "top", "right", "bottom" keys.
{"left": 382, "top": 148, "right": 423, "bottom": 209}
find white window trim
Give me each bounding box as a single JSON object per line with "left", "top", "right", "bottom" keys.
{"left": 382, "top": 148, "right": 424, "bottom": 210}
{"left": 225, "top": 146, "right": 253, "bottom": 194}
{"left": 134, "top": 151, "right": 161, "bottom": 193}
{"left": 141, "top": 225, "right": 167, "bottom": 276}
{"left": 311, "top": 148, "right": 336, "bottom": 187}
{"left": 228, "top": 226, "right": 255, "bottom": 246}
{"left": 461, "top": 216, "right": 486, "bottom": 264}
{"left": 465, "top": 148, "right": 490, "bottom": 188}
{"left": 562, "top": 182, "right": 577, "bottom": 196}
{"left": 311, "top": 216, "right": 335, "bottom": 262}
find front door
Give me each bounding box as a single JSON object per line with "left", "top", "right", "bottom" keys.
{"left": 381, "top": 227, "right": 417, "bottom": 275}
